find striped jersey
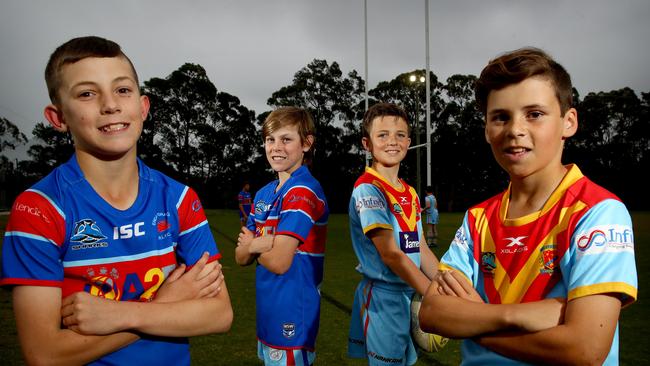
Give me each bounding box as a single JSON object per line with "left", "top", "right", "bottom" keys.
{"left": 349, "top": 167, "right": 423, "bottom": 286}
{"left": 1, "top": 155, "right": 221, "bottom": 365}
{"left": 441, "top": 164, "right": 637, "bottom": 365}
{"left": 247, "top": 165, "right": 328, "bottom": 350}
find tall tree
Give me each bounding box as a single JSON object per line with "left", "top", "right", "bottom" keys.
{"left": 142, "top": 63, "right": 259, "bottom": 207}
{"left": 267, "top": 59, "right": 366, "bottom": 212}
{"left": 0, "top": 117, "right": 29, "bottom": 208}
{"left": 18, "top": 122, "right": 74, "bottom": 180}
{"left": 143, "top": 63, "right": 218, "bottom": 179}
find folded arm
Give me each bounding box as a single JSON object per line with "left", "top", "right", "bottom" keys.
{"left": 60, "top": 253, "right": 233, "bottom": 338}
{"left": 419, "top": 270, "right": 564, "bottom": 337}
{"left": 369, "top": 228, "right": 431, "bottom": 295}
{"left": 420, "top": 270, "right": 620, "bottom": 364}
{"left": 476, "top": 294, "right": 621, "bottom": 365}
{"left": 13, "top": 285, "right": 139, "bottom": 366}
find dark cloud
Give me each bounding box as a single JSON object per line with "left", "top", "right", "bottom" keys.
{"left": 1, "top": 0, "right": 649, "bottom": 138}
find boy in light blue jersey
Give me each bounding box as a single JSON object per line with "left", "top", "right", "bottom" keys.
{"left": 347, "top": 103, "right": 440, "bottom": 366}
{"left": 419, "top": 48, "right": 637, "bottom": 365}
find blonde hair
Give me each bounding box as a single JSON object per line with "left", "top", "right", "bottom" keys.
{"left": 263, "top": 107, "right": 316, "bottom": 164}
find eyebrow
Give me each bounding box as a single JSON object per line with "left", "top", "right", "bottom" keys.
{"left": 488, "top": 104, "right": 547, "bottom": 115}
{"left": 69, "top": 76, "right": 136, "bottom": 90}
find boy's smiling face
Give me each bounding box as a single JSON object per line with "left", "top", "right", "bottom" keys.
{"left": 363, "top": 115, "right": 411, "bottom": 169}
{"left": 484, "top": 76, "right": 577, "bottom": 180}
{"left": 44, "top": 56, "right": 149, "bottom": 159}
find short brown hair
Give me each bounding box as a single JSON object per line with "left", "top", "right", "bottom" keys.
{"left": 45, "top": 36, "right": 139, "bottom": 104}
{"left": 362, "top": 102, "right": 410, "bottom": 139}
{"left": 263, "top": 106, "right": 316, "bottom": 164}
{"left": 475, "top": 47, "right": 573, "bottom": 116}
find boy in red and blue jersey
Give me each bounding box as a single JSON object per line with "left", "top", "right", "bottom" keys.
{"left": 236, "top": 107, "right": 328, "bottom": 366}
{"left": 419, "top": 48, "right": 637, "bottom": 365}
{"left": 0, "top": 36, "right": 232, "bottom": 365}
{"left": 238, "top": 181, "right": 252, "bottom": 227}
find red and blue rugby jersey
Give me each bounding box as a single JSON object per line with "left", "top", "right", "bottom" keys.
{"left": 246, "top": 165, "right": 328, "bottom": 350}
{"left": 1, "top": 155, "right": 220, "bottom": 365}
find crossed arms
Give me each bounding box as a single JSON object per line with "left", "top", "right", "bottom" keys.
{"left": 13, "top": 253, "right": 233, "bottom": 365}
{"left": 419, "top": 270, "right": 621, "bottom": 365}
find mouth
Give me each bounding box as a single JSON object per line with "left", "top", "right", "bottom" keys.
{"left": 271, "top": 156, "right": 286, "bottom": 161}
{"left": 504, "top": 146, "right": 530, "bottom": 157}
{"left": 385, "top": 149, "right": 401, "bottom": 155}
{"left": 99, "top": 123, "right": 129, "bottom": 133}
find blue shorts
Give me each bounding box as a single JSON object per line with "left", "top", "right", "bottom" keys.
{"left": 425, "top": 211, "right": 439, "bottom": 225}
{"left": 257, "top": 341, "right": 315, "bottom": 366}
{"left": 348, "top": 278, "right": 417, "bottom": 366}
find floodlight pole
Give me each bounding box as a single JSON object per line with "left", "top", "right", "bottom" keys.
{"left": 425, "top": 0, "right": 431, "bottom": 187}
{"left": 364, "top": 0, "right": 370, "bottom": 167}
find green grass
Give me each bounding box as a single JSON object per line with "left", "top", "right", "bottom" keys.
{"left": 0, "top": 211, "right": 647, "bottom": 365}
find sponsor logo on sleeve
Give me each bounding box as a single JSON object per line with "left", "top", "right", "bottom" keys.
{"left": 355, "top": 195, "right": 385, "bottom": 212}
{"left": 399, "top": 231, "right": 420, "bottom": 253}
{"left": 576, "top": 225, "right": 634, "bottom": 255}
{"left": 14, "top": 202, "right": 51, "bottom": 223}
{"left": 452, "top": 227, "right": 469, "bottom": 251}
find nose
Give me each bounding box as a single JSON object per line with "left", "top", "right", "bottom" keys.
{"left": 101, "top": 93, "right": 120, "bottom": 114}
{"left": 506, "top": 116, "right": 527, "bottom": 137}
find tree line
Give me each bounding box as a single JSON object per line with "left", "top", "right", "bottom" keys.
{"left": 1, "top": 60, "right": 648, "bottom": 212}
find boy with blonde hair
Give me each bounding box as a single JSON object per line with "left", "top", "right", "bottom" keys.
{"left": 236, "top": 107, "right": 328, "bottom": 366}
{"left": 1, "top": 36, "right": 232, "bottom": 365}
{"left": 420, "top": 47, "right": 637, "bottom": 365}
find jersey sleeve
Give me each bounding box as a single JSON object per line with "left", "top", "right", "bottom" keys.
{"left": 1, "top": 189, "right": 67, "bottom": 287}
{"left": 276, "top": 184, "right": 326, "bottom": 242}
{"left": 565, "top": 199, "right": 637, "bottom": 306}
{"left": 175, "top": 187, "right": 221, "bottom": 266}
{"left": 440, "top": 211, "right": 477, "bottom": 285}
{"left": 351, "top": 183, "right": 392, "bottom": 234}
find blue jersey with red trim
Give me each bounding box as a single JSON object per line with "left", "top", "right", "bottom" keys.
{"left": 441, "top": 165, "right": 637, "bottom": 365}
{"left": 349, "top": 167, "right": 423, "bottom": 286}
{"left": 1, "top": 155, "right": 221, "bottom": 366}
{"left": 246, "top": 165, "right": 328, "bottom": 350}
{"left": 238, "top": 190, "right": 252, "bottom": 218}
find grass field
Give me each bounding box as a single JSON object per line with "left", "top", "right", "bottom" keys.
{"left": 0, "top": 210, "right": 647, "bottom": 365}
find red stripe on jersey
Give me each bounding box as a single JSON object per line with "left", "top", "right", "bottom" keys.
{"left": 177, "top": 188, "right": 208, "bottom": 233}
{"left": 0, "top": 278, "right": 61, "bottom": 287}
{"left": 6, "top": 190, "right": 66, "bottom": 246}
{"left": 281, "top": 186, "right": 325, "bottom": 221}
{"left": 286, "top": 350, "right": 296, "bottom": 366}
{"left": 296, "top": 225, "right": 327, "bottom": 254}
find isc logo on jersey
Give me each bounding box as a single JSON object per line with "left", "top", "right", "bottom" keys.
{"left": 576, "top": 224, "right": 634, "bottom": 255}
{"left": 113, "top": 222, "right": 145, "bottom": 240}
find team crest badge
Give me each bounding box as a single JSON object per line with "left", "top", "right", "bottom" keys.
{"left": 393, "top": 203, "right": 402, "bottom": 214}
{"left": 540, "top": 245, "right": 557, "bottom": 274}
{"left": 282, "top": 322, "right": 296, "bottom": 339}
{"left": 70, "top": 219, "right": 107, "bottom": 243}
{"left": 481, "top": 252, "right": 496, "bottom": 275}
{"left": 269, "top": 349, "right": 283, "bottom": 361}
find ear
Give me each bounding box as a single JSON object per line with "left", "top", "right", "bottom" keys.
{"left": 44, "top": 104, "right": 68, "bottom": 132}
{"left": 140, "top": 94, "right": 150, "bottom": 122}
{"left": 362, "top": 137, "right": 371, "bottom": 151}
{"left": 302, "top": 134, "right": 315, "bottom": 152}
{"left": 561, "top": 108, "right": 578, "bottom": 139}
